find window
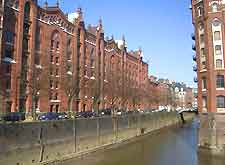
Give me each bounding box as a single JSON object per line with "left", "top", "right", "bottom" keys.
{"left": 56, "top": 57, "right": 59, "bottom": 64}
{"left": 200, "top": 34, "right": 204, "bottom": 43}
{"left": 35, "top": 97, "right": 39, "bottom": 109}
{"left": 197, "top": 7, "right": 203, "bottom": 16}
{"left": 216, "top": 75, "right": 224, "bottom": 88}
{"left": 51, "top": 40, "right": 54, "bottom": 49}
{"left": 5, "top": 31, "right": 14, "bottom": 44}
{"left": 203, "top": 96, "right": 207, "bottom": 108}
{"left": 90, "top": 48, "right": 94, "bottom": 59}
{"left": 216, "top": 59, "right": 223, "bottom": 68}
{"left": 215, "top": 45, "right": 222, "bottom": 55}
{"left": 55, "top": 105, "right": 59, "bottom": 113}
{"left": 15, "top": 1, "right": 19, "bottom": 9}
{"left": 56, "top": 68, "right": 59, "bottom": 76}
{"left": 202, "top": 77, "right": 207, "bottom": 89}
{"left": 24, "top": 2, "right": 30, "bottom": 21}
{"left": 199, "top": 23, "right": 204, "bottom": 31}
{"left": 90, "top": 59, "right": 94, "bottom": 68}
{"left": 67, "top": 53, "right": 71, "bottom": 60}
{"left": 200, "top": 48, "right": 205, "bottom": 56}
{"left": 67, "top": 39, "right": 71, "bottom": 48}
{"left": 214, "top": 31, "right": 221, "bottom": 41}
{"left": 217, "top": 96, "right": 225, "bottom": 108}
{"left": 50, "top": 80, "right": 53, "bottom": 89}
{"left": 202, "top": 61, "right": 206, "bottom": 69}
{"left": 5, "top": 49, "right": 12, "bottom": 58}
{"left": 67, "top": 65, "right": 71, "bottom": 72}
{"left": 212, "top": 3, "right": 219, "bottom": 12}
{"left": 35, "top": 27, "right": 41, "bottom": 50}
{"left": 56, "top": 41, "right": 59, "bottom": 50}
{"left": 55, "top": 81, "right": 59, "bottom": 89}
{"left": 50, "top": 55, "right": 54, "bottom": 63}
{"left": 50, "top": 105, "right": 54, "bottom": 112}
{"left": 50, "top": 67, "right": 53, "bottom": 76}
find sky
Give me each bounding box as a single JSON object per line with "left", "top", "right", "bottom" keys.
{"left": 38, "top": 0, "right": 195, "bottom": 87}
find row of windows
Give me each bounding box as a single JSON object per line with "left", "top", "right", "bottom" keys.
{"left": 202, "top": 75, "right": 225, "bottom": 89}
{"left": 50, "top": 80, "right": 59, "bottom": 89}
{"left": 203, "top": 96, "right": 225, "bottom": 108}
{"left": 197, "top": 3, "right": 219, "bottom": 17}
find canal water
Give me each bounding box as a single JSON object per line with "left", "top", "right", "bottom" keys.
{"left": 63, "top": 118, "right": 225, "bottom": 165}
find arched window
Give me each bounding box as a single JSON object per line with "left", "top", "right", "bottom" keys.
{"left": 217, "top": 96, "right": 225, "bottom": 108}
{"left": 216, "top": 59, "right": 223, "bottom": 69}
{"left": 216, "top": 75, "right": 225, "bottom": 88}
{"left": 197, "top": 7, "right": 203, "bottom": 16}
{"left": 51, "top": 31, "right": 60, "bottom": 50}
{"left": 212, "top": 19, "right": 221, "bottom": 27}
{"left": 212, "top": 3, "right": 219, "bottom": 12}
{"left": 24, "top": 2, "right": 30, "bottom": 21}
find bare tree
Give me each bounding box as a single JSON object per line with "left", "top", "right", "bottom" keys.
{"left": 105, "top": 63, "right": 123, "bottom": 114}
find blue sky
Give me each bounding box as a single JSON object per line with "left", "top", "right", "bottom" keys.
{"left": 38, "top": 0, "right": 195, "bottom": 87}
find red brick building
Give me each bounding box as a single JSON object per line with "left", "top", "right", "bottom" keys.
{"left": 0, "top": 0, "right": 149, "bottom": 113}
{"left": 191, "top": 0, "right": 225, "bottom": 113}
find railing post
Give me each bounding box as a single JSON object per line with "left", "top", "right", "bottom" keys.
{"left": 97, "top": 117, "right": 100, "bottom": 145}
{"left": 73, "top": 118, "right": 77, "bottom": 153}
{"left": 39, "top": 126, "right": 44, "bottom": 162}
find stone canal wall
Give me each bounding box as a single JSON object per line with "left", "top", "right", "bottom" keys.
{"left": 198, "top": 113, "right": 225, "bottom": 156}
{"left": 0, "top": 112, "right": 194, "bottom": 165}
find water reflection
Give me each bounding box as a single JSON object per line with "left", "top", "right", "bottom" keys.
{"left": 63, "top": 119, "right": 224, "bottom": 165}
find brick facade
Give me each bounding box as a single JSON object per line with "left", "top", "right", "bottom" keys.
{"left": 192, "top": 0, "right": 225, "bottom": 113}
{"left": 0, "top": 0, "right": 149, "bottom": 113}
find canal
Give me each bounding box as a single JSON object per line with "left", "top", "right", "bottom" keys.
{"left": 62, "top": 118, "right": 225, "bottom": 165}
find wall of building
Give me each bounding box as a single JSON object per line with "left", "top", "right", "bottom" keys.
{"left": 0, "top": 0, "right": 149, "bottom": 114}
{"left": 192, "top": 0, "right": 225, "bottom": 113}
{"left": 0, "top": 112, "right": 194, "bottom": 165}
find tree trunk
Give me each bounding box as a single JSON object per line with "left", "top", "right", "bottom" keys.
{"left": 32, "top": 95, "right": 36, "bottom": 120}
{"left": 67, "top": 97, "right": 73, "bottom": 112}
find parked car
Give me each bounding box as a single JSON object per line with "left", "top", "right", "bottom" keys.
{"left": 76, "top": 112, "right": 85, "bottom": 118}
{"left": 99, "top": 108, "right": 112, "bottom": 116}
{"left": 38, "top": 112, "right": 58, "bottom": 121}
{"left": 2, "top": 112, "right": 25, "bottom": 122}
{"left": 76, "top": 111, "right": 97, "bottom": 118}
{"left": 115, "top": 110, "right": 127, "bottom": 116}
{"left": 57, "top": 112, "right": 69, "bottom": 120}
